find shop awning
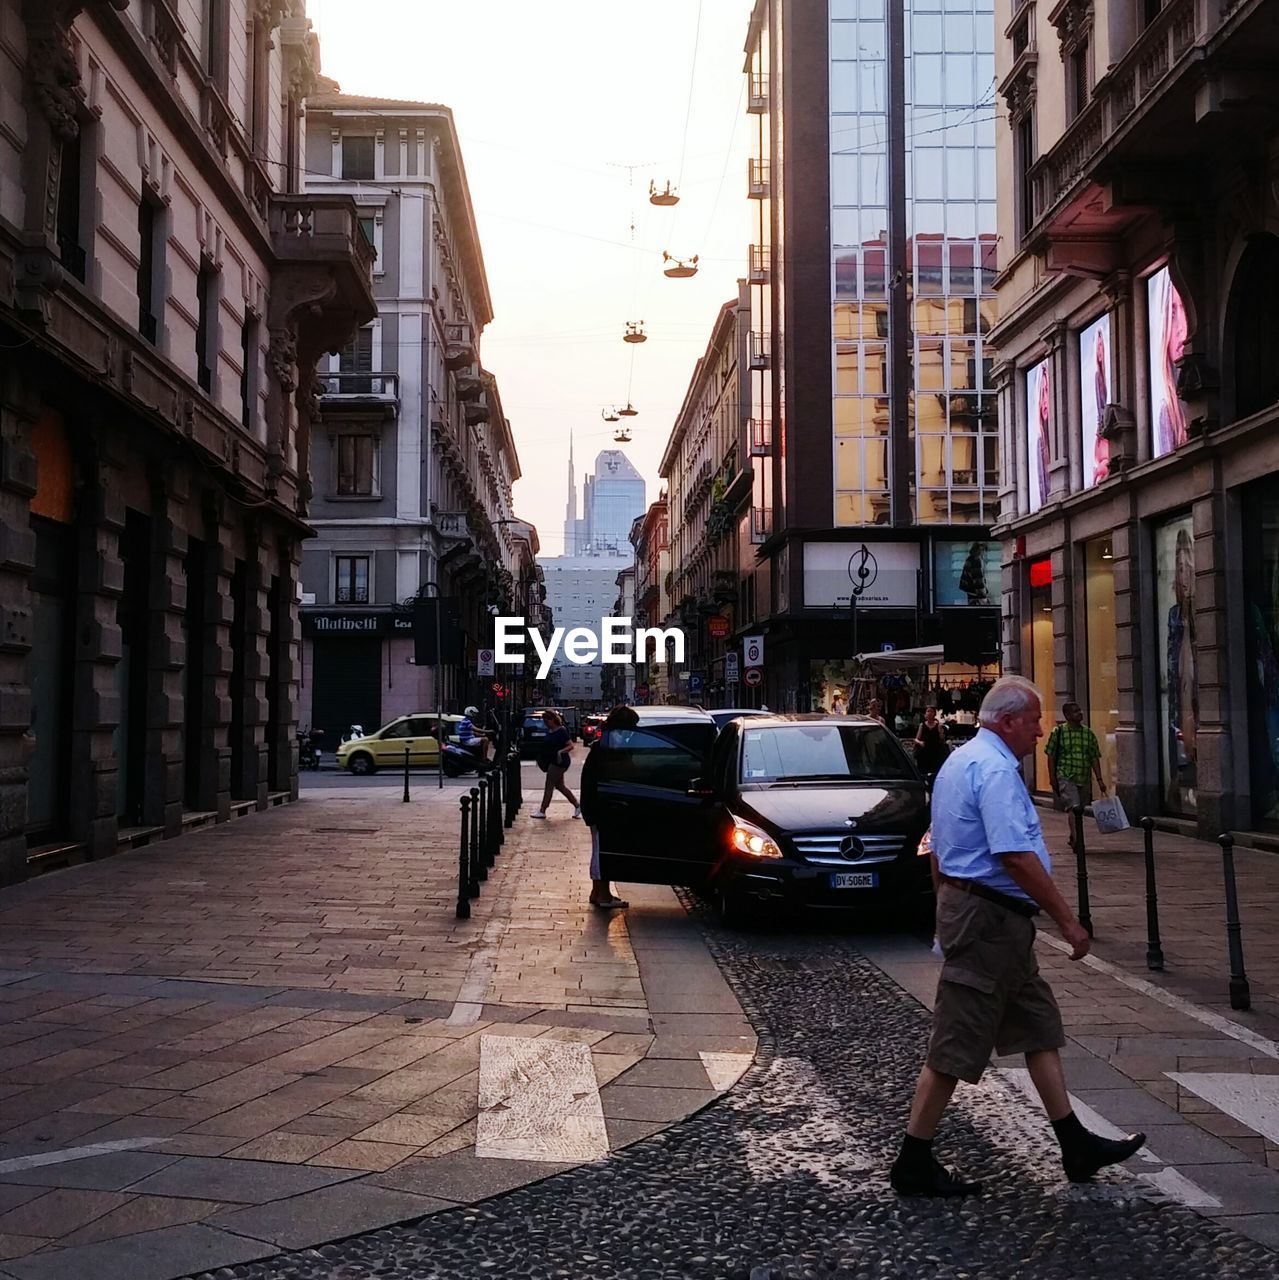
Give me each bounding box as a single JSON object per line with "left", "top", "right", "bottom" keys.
{"left": 850, "top": 645, "right": 947, "bottom": 671}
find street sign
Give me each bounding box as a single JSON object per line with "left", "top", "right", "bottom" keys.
{"left": 744, "top": 635, "right": 764, "bottom": 668}
{"left": 477, "top": 648, "right": 495, "bottom": 676}
{"left": 743, "top": 667, "right": 763, "bottom": 688}
{"left": 880, "top": 642, "right": 895, "bottom": 653}
{"left": 724, "top": 651, "right": 740, "bottom": 681}
{"left": 689, "top": 674, "right": 704, "bottom": 693}
{"left": 707, "top": 615, "right": 730, "bottom": 638}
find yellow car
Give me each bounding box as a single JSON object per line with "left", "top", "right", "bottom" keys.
{"left": 336, "top": 713, "right": 464, "bottom": 776}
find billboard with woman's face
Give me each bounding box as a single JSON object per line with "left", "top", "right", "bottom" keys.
{"left": 1147, "top": 266, "right": 1189, "bottom": 458}
{"left": 1079, "top": 313, "right": 1111, "bottom": 489}
{"left": 1025, "top": 358, "right": 1051, "bottom": 514}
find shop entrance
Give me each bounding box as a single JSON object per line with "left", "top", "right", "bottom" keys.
{"left": 311, "top": 638, "right": 382, "bottom": 753}
{"left": 115, "top": 510, "right": 152, "bottom": 825}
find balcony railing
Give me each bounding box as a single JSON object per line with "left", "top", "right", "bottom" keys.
{"left": 321, "top": 371, "right": 400, "bottom": 398}
{"left": 1028, "top": 0, "right": 1198, "bottom": 235}
{"left": 749, "top": 332, "right": 771, "bottom": 370}
{"left": 748, "top": 158, "right": 771, "bottom": 199}
{"left": 748, "top": 243, "right": 771, "bottom": 283}
{"left": 750, "top": 506, "right": 772, "bottom": 544}
{"left": 749, "top": 418, "right": 772, "bottom": 455}
{"left": 269, "top": 196, "right": 377, "bottom": 277}
{"left": 748, "top": 73, "right": 769, "bottom": 114}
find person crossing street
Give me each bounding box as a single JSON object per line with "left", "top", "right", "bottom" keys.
{"left": 890, "top": 675, "right": 1145, "bottom": 1197}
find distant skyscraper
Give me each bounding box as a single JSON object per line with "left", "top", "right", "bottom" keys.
{"left": 563, "top": 441, "right": 645, "bottom": 556}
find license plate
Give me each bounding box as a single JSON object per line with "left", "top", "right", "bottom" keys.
{"left": 830, "top": 872, "right": 877, "bottom": 889}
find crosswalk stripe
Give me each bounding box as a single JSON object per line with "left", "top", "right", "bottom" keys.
{"left": 699, "top": 1051, "right": 753, "bottom": 1092}
{"left": 1167, "top": 1071, "right": 1279, "bottom": 1145}
{"left": 476, "top": 1034, "right": 610, "bottom": 1163}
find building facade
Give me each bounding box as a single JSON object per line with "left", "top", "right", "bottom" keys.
{"left": 536, "top": 551, "right": 632, "bottom": 705}
{"left": 298, "top": 87, "right": 534, "bottom": 743}
{"left": 741, "top": 0, "right": 1000, "bottom": 714}
{"left": 658, "top": 287, "right": 752, "bottom": 708}
{"left": 992, "top": 0, "right": 1279, "bottom": 836}
{"left": 630, "top": 498, "right": 671, "bottom": 704}
{"left": 0, "top": 0, "right": 373, "bottom": 882}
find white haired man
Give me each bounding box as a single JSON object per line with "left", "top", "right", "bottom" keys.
{"left": 890, "top": 674, "right": 1145, "bottom": 1197}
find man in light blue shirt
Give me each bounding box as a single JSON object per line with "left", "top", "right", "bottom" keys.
{"left": 890, "top": 676, "right": 1145, "bottom": 1198}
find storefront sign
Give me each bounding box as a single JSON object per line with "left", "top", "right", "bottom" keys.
{"left": 1079, "top": 313, "right": 1112, "bottom": 489}
{"left": 802, "top": 541, "right": 920, "bottom": 608}
{"left": 707, "top": 615, "right": 730, "bottom": 638}
{"left": 302, "top": 610, "right": 412, "bottom": 638}
{"left": 935, "top": 540, "right": 999, "bottom": 607}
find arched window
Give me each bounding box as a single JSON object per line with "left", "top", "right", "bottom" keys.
{"left": 1229, "top": 233, "right": 1279, "bottom": 420}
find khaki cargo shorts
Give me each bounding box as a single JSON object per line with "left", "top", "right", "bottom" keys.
{"left": 925, "top": 883, "right": 1065, "bottom": 1084}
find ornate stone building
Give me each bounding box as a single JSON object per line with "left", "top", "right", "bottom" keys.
{"left": 0, "top": 0, "right": 373, "bottom": 880}
{"left": 992, "top": 0, "right": 1279, "bottom": 837}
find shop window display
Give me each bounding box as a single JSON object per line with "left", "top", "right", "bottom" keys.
{"left": 1154, "top": 515, "right": 1197, "bottom": 815}
{"left": 1244, "top": 480, "right": 1279, "bottom": 828}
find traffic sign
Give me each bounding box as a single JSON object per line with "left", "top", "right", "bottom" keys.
{"left": 724, "top": 651, "right": 740, "bottom": 681}
{"left": 743, "top": 667, "right": 763, "bottom": 688}
{"left": 707, "top": 615, "right": 730, "bottom": 639}
{"left": 744, "top": 635, "right": 764, "bottom": 668}
{"left": 689, "top": 674, "right": 704, "bottom": 693}
{"left": 477, "top": 648, "right": 495, "bottom": 676}
{"left": 880, "top": 642, "right": 895, "bottom": 653}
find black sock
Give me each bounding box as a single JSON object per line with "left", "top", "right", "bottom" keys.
{"left": 897, "top": 1133, "right": 936, "bottom": 1166}
{"left": 1050, "top": 1111, "right": 1088, "bottom": 1155}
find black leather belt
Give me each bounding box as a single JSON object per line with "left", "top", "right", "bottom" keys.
{"left": 941, "top": 876, "right": 1039, "bottom": 918}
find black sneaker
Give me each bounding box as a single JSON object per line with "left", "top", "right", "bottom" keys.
{"left": 1062, "top": 1131, "right": 1146, "bottom": 1183}
{"left": 890, "top": 1157, "right": 981, "bottom": 1198}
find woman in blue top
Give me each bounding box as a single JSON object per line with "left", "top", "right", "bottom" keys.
{"left": 531, "top": 710, "right": 580, "bottom": 819}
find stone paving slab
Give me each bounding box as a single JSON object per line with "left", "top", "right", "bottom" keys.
{"left": 0, "top": 762, "right": 756, "bottom": 1276}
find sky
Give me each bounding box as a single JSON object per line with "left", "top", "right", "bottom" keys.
{"left": 308, "top": 0, "right": 756, "bottom": 557}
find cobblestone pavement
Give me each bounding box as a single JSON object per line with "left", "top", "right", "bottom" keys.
{"left": 191, "top": 902, "right": 1279, "bottom": 1280}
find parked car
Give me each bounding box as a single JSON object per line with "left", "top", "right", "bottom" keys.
{"left": 336, "top": 714, "right": 463, "bottom": 776}
{"left": 594, "top": 712, "right": 931, "bottom": 927}
{"left": 706, "top": 707, "right": 772, "bottom": 732}
{"left": 518, "top": 712, "right": 551, "bottom": 760}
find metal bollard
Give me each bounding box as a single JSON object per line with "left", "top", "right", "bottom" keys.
{"left": 476, "top": 779, "right": 490, "bottom": 880}
{"left": 468, "top": 785, "right": 482, "bottom": 897}
{"left": 403, "top": 746, "right": 411, "bottom": 802}
{"left": 513, "top": 749, "right": 522, "bottom": 809}
{"left": 490, "top": 763, "right": 504, "bottom": 851}
{"left": 1218, "top": 834, "right": 1251, "bottom": 1011}
{"left": 1072, "top": 805, "right": 1094, "bottom": 938}
{"left": 1140, "top": 818, "right": 1164, "bottom": 971}
{"left": 504, "top": 752, "right": 516, "bottom": 828}
{"left": 456, "top": 796, "right": 472, "bottom": 919}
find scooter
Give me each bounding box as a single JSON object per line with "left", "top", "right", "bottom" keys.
{"left": 340, "top": 723, "right": 365, "bottom": 745}
{"left": 440, "top": 740, "right": 492, "bottom": 778}
{"left": 297, "top": 727, "right": 324, "bottom": 771}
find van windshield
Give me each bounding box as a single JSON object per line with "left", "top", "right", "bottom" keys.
{"left": 739, "top": 724, "right": 915, "bottom": 783}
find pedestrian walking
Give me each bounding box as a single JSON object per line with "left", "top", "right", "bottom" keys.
{"left": 531, "top": 709, "right": 580, "bottom": 819}
{"left": 1045, "top": 700, "right": 1106, "bottom": 848}
{"left": 579, "top": 705, "right": 634, "bottom": 909}
{"left": 913, "top": 706, "right": 948, "bottom": 781}
{"left": 890, "top": 675, "right": 1145, "bottom": 1197}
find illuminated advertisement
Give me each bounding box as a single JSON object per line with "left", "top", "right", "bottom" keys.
{"left": 1147, "top": 266, "right": 1189, "bottom": 459}
{"left": 1025, "top": 358, "right": 1051, "bottom": 514}
{"left": 1079, "top": 313, "right": 1111, "bottom": 489}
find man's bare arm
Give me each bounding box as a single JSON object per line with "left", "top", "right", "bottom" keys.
{"left": 999, "top": 851, "right": 1090, "bottom": 960}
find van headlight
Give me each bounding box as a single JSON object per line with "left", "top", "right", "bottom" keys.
{"left": 730, "top": 818, "right": 783, "bottom": 860}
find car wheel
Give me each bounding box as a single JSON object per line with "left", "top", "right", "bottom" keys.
{"left": 347, "top": 752, "right": 376, "bottom": 776}
{"left": 717, "top": 887, "right": 756, "bottom": 931}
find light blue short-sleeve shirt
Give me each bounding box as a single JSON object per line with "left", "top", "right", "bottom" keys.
{"left": 931, "top": 727, "right": 1050, "bottom": 902}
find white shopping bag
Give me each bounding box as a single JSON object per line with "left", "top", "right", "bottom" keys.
{"left": 1092, "top": 794, "right": 1129, "bottom": 834}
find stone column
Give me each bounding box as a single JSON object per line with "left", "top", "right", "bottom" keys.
{"left": 198, "top": 491, "right": 233, "bottom": 820}
{"left": 70, "top": 447, "right": 123, "bottom": 858}
{"left": 0, "top": 369, "right": 38, "bottom": 885}
{"left": 1193, "top": 482, "right": 1233, "bottom": 836}
{"left": 144, "top": 465, "right": 187, "bottom": 835}
{"left": 231, "top": 517, "right": 271, "bottom": 808}
{"left": 1110, "top": 503, "right": 1153, "bottom": 822}
{"left": 270, "top": 531, "right": 301, "bottom": 800}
